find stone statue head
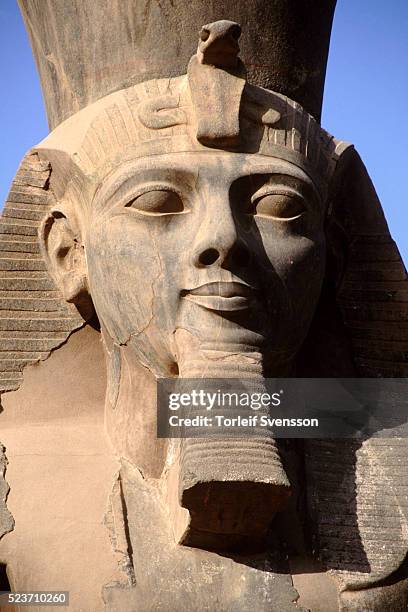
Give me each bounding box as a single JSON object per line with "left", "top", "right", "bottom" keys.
{"left": 32, "top": 21, "right": 346, "bottom": 384}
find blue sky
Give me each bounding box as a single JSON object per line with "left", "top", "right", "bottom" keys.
{"left": 0, "top": 1, "right": 407, "bottom": 265}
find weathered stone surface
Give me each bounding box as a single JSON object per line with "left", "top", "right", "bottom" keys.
{"left": 339, "top": 577, "right": 408, "bottom": 612}
{"left": 0, "top": 326, "right": 120, "bottom": 612}
{"left": 103, "top": 459, "right": 303, "bottom": 612}
{"left": 306, "top": 439, "right": 408, "bottom": 589}
{"left": 0, "top": 446, "right": 14, "bottom": 541}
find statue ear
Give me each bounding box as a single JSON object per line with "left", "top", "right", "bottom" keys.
{"left": 40, "top": 206, "right": 94, "bottom": 319}
{"left": 0, "top": 152, "right": 85, "bottom": 393}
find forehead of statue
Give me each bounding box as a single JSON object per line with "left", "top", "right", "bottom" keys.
{"left": 34, "top": 74, "right": 340, "bottom": 206}
{"left": 91, "top": 151, "right": 319, "bottom": 208}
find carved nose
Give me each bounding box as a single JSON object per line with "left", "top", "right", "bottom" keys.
{"left": 193, "top": 196, "right": 251, "bottom": 269}
{"left": 195, "top": 243, "right": 251, "bottom": 269}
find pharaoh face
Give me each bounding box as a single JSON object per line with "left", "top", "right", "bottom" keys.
{"left": 39, "top": 52, "right": 339, "bottom": 378}
{"left": 84, "top": 149, "right": 326, "bottom": 375}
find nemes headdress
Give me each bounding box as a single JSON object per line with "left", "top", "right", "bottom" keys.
{"left": 1, "top": 18, "right": 407, "bottom": 596}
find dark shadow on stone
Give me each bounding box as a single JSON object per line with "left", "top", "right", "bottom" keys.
{"left": 0, "top": 563, "right": 11, "bottom": 591}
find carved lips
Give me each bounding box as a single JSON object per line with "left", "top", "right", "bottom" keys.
{"left": 181, "top": 281, "right": 256, "bottom": 311}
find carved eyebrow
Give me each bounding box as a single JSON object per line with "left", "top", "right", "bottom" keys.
{"left": 94, "top": 165, "right": 199, "bottom": 207}
{"left": 271, "top": 175, "right": 319, "bottom": 204}
{"left": 234, "top": 172, "right": 321, "bottom": 203}
{"left": 243, "top": 159, "right": 322, "bottom": 193}
{"left": 243, "top": 165, "right": 315, "bottom": 185}
{"left": 250, "top": 183, "right": 306, "bottom": 203}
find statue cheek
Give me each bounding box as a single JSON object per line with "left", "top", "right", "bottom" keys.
{"left": 261, "top": 231, "right": 325, "bottom": 283}
{"left": 288, "top": 236, "right": 326, "bottom": 279}
{"left": 285, "top": 237, "right": 326, "bottom": 306}
{"left": 264, "top": 235, "right": 326, "bottom": 339}
{"left": 85, "top": 220, "right": 164, "bottom": 342}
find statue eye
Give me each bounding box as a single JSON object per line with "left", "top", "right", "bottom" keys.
{"left": 125, "top": 189, "right": 185, "bottom": 215}
{"left": 252, "top": 192, "right": 306, "bottom": 220}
